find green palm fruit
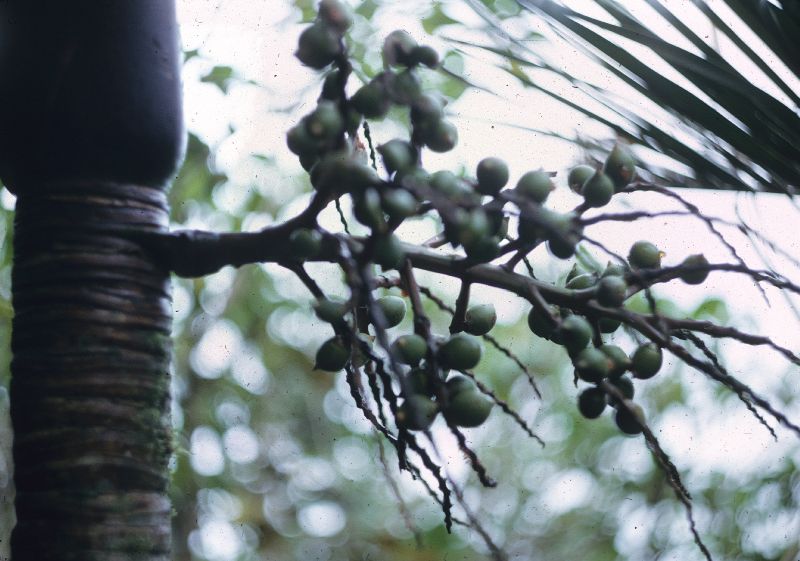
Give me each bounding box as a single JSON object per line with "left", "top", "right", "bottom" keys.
{"left": 391, "top": 334, "right": 428, "bottom": 365}
{"left": 581, "top": 170, "right": 615, "bottom": 207}
{"left": 424, "top": 119, "right": 458, "bottom": 152}
{"left": 476, "top": 157, "right": 509, "bottom": 195}
{"left": 410, "top": 94, "right": 445, "bottom": 129}
{"left": 607, "top": 375, "right": 635, "bottom": 405}
{"left": 314, "top": 298, "right": 348, "bottom": 323}
{"left": 383, "top": 30, "right": 418, "bottom": 67}
{"left": 679, "top": 254, "right": 710, "bottom": 285}
{"left": 406, "top": 367, "right": 437, "bottom": 396}
{"left": 353, "top": 188, "right": 385, "bottom": 230}
{"left": 320, "top": 70, "right": 343, "bottom": 101}
{"left": 600, "top": 344, "right": 631, "bottom": 378}
{"left": 430, "top": 170, "right": 473, "bottom": 201}
{"left": 604, "top": 143, "right": 637, "bottom": 191}
{"left": 376, "top": 295, "right": 406, "bottom": 327}
{"left": 567, "top": 164, "right": 595, "bottom": 194}
{"left": 398, "top": 394, "right": 438, "bottom": 430}
{"left": 464, "top": 304, "right": 497, "bottom": 336}
{"left": 382, "top": 189, "right": 418, "bottom": 221}
{"left": 558, "top": 315, "right": 593, "bottom": 354}
{"left": 315, "top": 337, "right": 349, "bottom": 371}
{"left": 306, "top": 101, "right": 344, "bottom": 142}
{"left": 318, "top": 0, "right": 353, "bottom": 33}
{"left": 445, "top": 375, "right": 476, "bottom": 397}
{"left": 548, "top": 235, "right": 577, "bottom": 260}
{"left": 578, "top": 387, "right": 606, "bottom": 419}
{"left": 299, "top": 153, "right": 319, "bottom": 172}
{"left": 410, "top": 45, "right": 439, "bottom": 68}
{"left": 289, "top": 228, "right": 323, "bottom": 259}
{"left": 596, "top": 275, "right": 627, "bottom": 307}
{"left": 598, "top": 318, "right": 621, "bottom": 334}
{"left": 527, "top": 304, "right": 561, "bottom": 341}
{"left": 574, "top": 347, "right": 611, "bottom": 383}
{"left": 286, "top": 122, "right": 318, "bottom": 157}
{"left": 516, "top": 170, "right": 554, "bottom": 204}
{"left": 310, "top": 150, "right": 353, "bottom": 191}
{"left": 615, "top": 400, "right": 645, "bottom": 435}
{"left": 351, "top": 82, "right": 391, "bottom": 119}
{"left": 628, "top": 240, "right": 662, "bottom": 269}
{"left": 296, "top": 21, "right": 341, "bottom": 69}
{"left": 437, "top": 333, "right": 482, "bottom": 370}
{"left": 378, "top": 139, "right": 417, "bottom": 174}
{"left": 373, "top": 234, "right": 405, "bottom": 269}
{"left": 631, "top": 343, "right": 663, "bottom": 379}
{"left": 389, "top": 69, "right": 422, "bottom": 105}
{"left": 453, "top": 209, "right": 490, "bottom": 248}
{"left": 346, "top": 161, "right": 380, "bottom": 193}
{"left": 601, "top": 261, "right": 627, "bottom": 278}
{"left": 566, "top": 273, "right": 597, "bottom": 290}
{"left": 464, "top": 236, "right": 501, "bottom": 263}
{"left": 444, "top": 389, "right": 493, "bottom": 427}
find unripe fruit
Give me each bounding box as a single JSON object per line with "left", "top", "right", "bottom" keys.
{"left": 315, "top": 337, "right": 349, "bottom": 371}
{"left": 424, "top": 119, "right": 458, "bottom": 152}
{"left": 574, "top": 347, "right": 611, "bottom": 383}
{"left": 378, "top": 139, "right": 416, "bottom": 174}
{"left": 628, "top": 240, "right": 662, "bottom": 269}
{"left": 289, "top": 228, "right": 323, "bottom": 259}
{"left": 566, "top": 273, "right": 596, "bottom": 290}
{"left": 351, "top": 82, "right": 390, "bottom": 119}
{"left": 406, "top": 367, "right": 437, "bottom": 396}
{"left": 596, "top": 275, "right": 627, "bottom": 307}
{"left": 604, "top": 143, "right": 637, "bottom": 191}
{"left": 411, "top": 94, "right": 445, "bottom": 128}
{"left": 286, "top": 122, "right": 318, "bottom": 157}
{"left": 581, "top": 170, "right": 615, "bottom": 207}
{"left": 299, "top": 153, "right": 319, "bottom": 172}
{"left": 527, "top": 305, "right": 561, "bottom": 341}
{"left": 347, "top": 161, "right": 380, "bottom": 192}
{"left": 353, "top": 188, "right": 385, "bottom": 230}
{"left": 310, "top": 151, "right": 353, "bottom": 192}
{"left": 410, "top": 45, "right": 439, "bottom": 68}
{"left": 516, "top": 170, "right": 554, "bottom": 204}
{"left": 376, "top": 295, "right": 406, "bottom": 327}
{"left": 444, "top": 389, "right": 493, "bottom": 427}
{"left": 383, "top": 30, "right": 418, "bottom": 67}
{"left": 373, "top": 234, "right": 406, "bottom": 270}
{"left": 438, "top": 333, "right": 482, "bottom": 370}
{"left": 679, "top": 254, "right": 710, "bottom": 285}
{"left": 445, "top": 375, "right": 476, "bottom": 397}
{"left": 567, "top": 164, "right": 595, "bottom": 193}
{"left": 306, "top": 101, "right": 345, "bottom": 142}
{"left": 430, "top": 170, "right": 473, "bottom": 200}
{"left": 558, "top": 315, "right": 593, "bottom": 354}
{"left": 392, "top": 334, "right": 428, "bottom": 366}
{"left": 607, "top": 375, "right": 635, "bottom": 405}
{"left": 398, "top": 395, "right": 438, "bottom": 430}
{"left": 631, "top": 343, "right": 663, "bottom": 379}
{"left": 318, "top": 0, "right": 353, "bottom": 33}
{"left": 615, "top": 400, "right": 645, "bottom": 435}
{"left": 464, "top": 304, "right": 497, "bottom": 336}
{"left": 452, "top": 209, "right": 490, "bottom": 248}
{"left": 382, "top": 189, "right": 418, "bottom": 221}
{"left": 476, "top": 157, "right": 510, "bottom": 195}
{"left": 464, "top": 236, "right": 501, "bottom": 263}
{"left": 548, "top": 236, "right": 577, "bottom": 260}
{"left": 321, "top": 70, "right": 343, "bottom": 101}
{"left": 389, "top": 70, "right": 422, "bottom": 105}
{"left": 314, "top": 298, "right": 348, "bottom": 323}
{"left": 296, "top": 22, "right": 341, "bottom": 69}
{"left": 578, "top": 387, "right": 606, "bottom": 419}
{"left": 600, "top": 344, "right": 631, "bottom": 378}
{"left": 598, "top": 317, "right": 621, "bottom": 334}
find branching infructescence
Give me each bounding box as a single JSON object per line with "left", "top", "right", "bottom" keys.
{"left": 134, "top": 1, "right": 799, "bottom": 557}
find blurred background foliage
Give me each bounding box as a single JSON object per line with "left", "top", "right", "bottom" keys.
{"left": 1, "top": 1, "right": 800, "bottom": 560}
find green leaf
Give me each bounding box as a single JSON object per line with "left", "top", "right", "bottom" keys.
{"left": 200, "top": 65, "right": 235, "bottom": 94}
{"left": 691, "top": 297, "right": 729, "bottom": 322}
{"left": 422, "top": 4, "right": 459, "bottom": 34}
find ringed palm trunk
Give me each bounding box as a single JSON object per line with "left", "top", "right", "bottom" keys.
{"left": 0, "top": 2, "right": 185, "bottom": 559}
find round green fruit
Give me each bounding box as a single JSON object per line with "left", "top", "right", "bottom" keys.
{"left": 445, "top": 375, "right": 476, "bottom": 397}
{"left": 464, "top": 236, "right": 501, "bottom": 263}
{"left": 305, "top": 101, "right": 344, "bottom": 142}
{"left": 406, "top": 367, "right": 437, "bottom": 397}
{"left": 289, "top": 228, "right": 323, "bottom": 259}
{"left": 567, "top": 164, "right": 595, "bottom": 194}
{"left": 351, "top": 82, "right": 390, "bottom": 119}
{"left": 378, "top": 139, "right": 417, "bottom": 174}
{"left": 398, "top": 394, "right": 438, "bottom": 431}
{"left": 373, "top": 234, "right": 405, "bottom": 270}
{"left": 615, "top": 400, "right": 645, "bottom": 435}
{"left": 437, "top": 333, "right": 482, "bottom": 370}
{"left": 392, "top": 334, "right": 428, "bottom": 366}
{"left": 596, "top": 275, "right": 627, "bottom": 307}
{"left": 295, "top": 22, "right": 340, "bottom": 69}
{"left": 315, "top": 337, "right": 349, "bottom": 371}
{"left": 318, "top": 0, "right": 353, "bottom": 33}
{"left": 464, "top": 304, "right": 497, "bottom": 336}
{"left": 527, "top": 305, "right": 561, "bottom": 341}
{"left": 573, "top": 347, "right": 611, "bottom": 383}
{"left": 607, "top": 375, "right": 635, "bottom": 405}
{"left": 581, "top": 170, "right": 615, "bottom": 207}
{"left": 389, "top": 69, "right": 422, "bottom": 105}
{"left": 631, "top": 343, "right": 663, "bottom": 379}
{"left": 353, "top": 188, "right": 385, "bottom": 230}
{"left": 628, "top": 240, "right": 662, "bottom": 269}
{"left": 383, "top": 30, "right": 417, "bottom": 67}
{"left": 598, "top": 317, "right": 621, "bottom": 334}
{"left": 679, "top": 254, "right": 710, "bottom": 285}
{"left": 410, "top": 45, "right": 439, "bottom": 68}
{"left": 444, "top": 389, "right": 493, "bottom": 427}
{"left": 382, "top": 189, "right": 418, "bottom": 221}
{"left": 578, "top": 387, "right": 606, "bottom": 419}
{"left": 604, "top": 143, "right": 637, "bottom": 191}
{"left": 558, "top": 315, "right": 593, "bottom": 354}
{"left": 376, "top": 295, "right": 406, "bottom": 328}
{"left": 314, "top": 298, "right": 348, "bottom": 323}
{"left": 410, "top": 94, "right": 445, "bottom": 128}
{"left": 516, "top": 170, "right": 554, "bottom": 204}
{"left": 476, "top": 157, "right": 510, "bottom": 195}
{"left": 600, "top": 344, "right": 631, "bottom": 377}
{"left": 424, "top": 119, "right": 458, "bottom": 152}
{"left": 286, "top": 122, "right": 318, "bottom": 157}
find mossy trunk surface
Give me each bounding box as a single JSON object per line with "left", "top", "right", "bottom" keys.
{"left": 10, "top": 182, "right": 173, "bottom": 560}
